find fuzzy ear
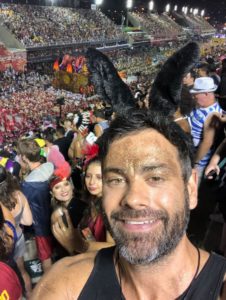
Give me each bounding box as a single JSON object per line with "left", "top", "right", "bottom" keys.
{"left": 86, "top": 48, "right": 135, "bottom": 113}
{"left": 150, "top": 42, "right": 200, "bottom": 117}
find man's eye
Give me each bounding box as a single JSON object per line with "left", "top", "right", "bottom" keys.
{"left": 147, "top": 176, "right": 163, "bottom": 183}
{"left": 105, "top": 178, "right": 125, "bottom": 185}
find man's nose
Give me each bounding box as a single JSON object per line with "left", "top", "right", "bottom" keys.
{"left": 121, "top": 179, "right": 150, "bottom": 210}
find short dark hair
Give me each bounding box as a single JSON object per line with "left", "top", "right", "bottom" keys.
{"left": 56, "top": 126, "right": 65, "bottom": 136}
{"left": 94, "top": 109, "right": 105, "bottom": 119}
{"left": 17, "top": 139, "right": 41, "bottom": 162}
{"left": 198, "top": 63, "right": 209, "bottom": 75}
{"left": 98, "top": 109, "right": 194, "bottom": 183}
{"left": 42, "top": 127, "right": 56, "bottom": 144}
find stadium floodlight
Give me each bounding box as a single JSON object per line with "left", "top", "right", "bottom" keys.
{"left": 201, "top": 9, "right": 205, "bottom": 17}
{"left": 174, "top": 5, "right": 178, "bottom": 11}
{"left": 165, "top": 4, "right": 170, "bottom": 13}
{"left": 126, "top": 0, "right": 133, "bottom": 9}
{"left": 184, "top": 6, "right": 188, "bottom": 15}
{"left": 95, "top": 0, "right": 103, "bottom": 6}
{"left": 193, "top": 8, "right": 198, "bottom": 15}
{"left": 149, "top": 1, "right": 154, "bottom": 11}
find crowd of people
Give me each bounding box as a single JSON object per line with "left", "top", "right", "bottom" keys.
{"left": 0, "top": 4, "right": 126, "bottom": 47}
{"left": 183, "top": 14, "right": 215, "bottom": 34}
{"left": 131, "top": 11, "right": 182, "bottom": 39}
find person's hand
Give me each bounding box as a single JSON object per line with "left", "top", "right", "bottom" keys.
{"left": 204, "top": 112, "right": 222, "bottom": 129}
{"left": 204, "top": 163, "right": 220, "bottom": 179}
{"left": 51, "top": 208, "right": 88, "bottom": 255}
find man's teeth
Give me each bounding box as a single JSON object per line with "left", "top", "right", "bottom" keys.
{"left": 124, "top": 220, "right": 154, "bottom": 225}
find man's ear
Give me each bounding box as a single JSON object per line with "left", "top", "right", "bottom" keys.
{"left": 187, "top": 169, "right": 198, "bottom": 210}
{"left": 21, "top": 155, "right": 29, "bottom": 164}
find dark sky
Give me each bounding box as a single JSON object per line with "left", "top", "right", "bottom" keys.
{"left": 101, "top": 0, "right": 226, "bottom": 24}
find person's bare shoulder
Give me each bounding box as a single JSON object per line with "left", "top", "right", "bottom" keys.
{"left": 219, "top": 274, "right": 226, "bottom": 300}
{"left": 31, "top": 251, "right": 97, "bottom": 300}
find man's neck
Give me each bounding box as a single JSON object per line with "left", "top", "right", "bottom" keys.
{"left": 29, "top": 161, "right": 41, "bottom": 171}
{"left": 116, "top": 236, "right": 209, "bottom": 300}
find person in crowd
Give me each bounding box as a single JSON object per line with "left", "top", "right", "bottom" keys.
{"left": 54, "top": 126, "right": 71, "bottom": 161}
{"left": 174, "top": 70, "right": 197, "bottom": 133}
{"left": 0, "top": 203, "right": 23, "bottom": 300}
{"left": 181, "top": 70, "right": 196, "bottom": 116}
{"left": 197, "top": 62, "right": 209, "bottom": 77}
{"left": 63, "top": 119, "right": 74, "bottom": 143}
{"left": 17, "top": 139, "right": 54, "bottom": 272}
{"left": 188, "top": 77, "right": 223, "bottom": 180}
{"left": 93, "top": 109, "right": 109, "bottom": 138}
{"left": 217, "top": 59, "right": 226, "bottom": 101}
{"left": 205, "top": 136, "right": 226, "bottom": 257}
{"left": 0, "top": 166, "right": 33, "bottom": 296}
{"left": 42, "top": 127, "right": 71, "bottom": 174}
{"left": 32, "top": 110, "right": 226, "bottom": 299}
{"left": 50, "top": 156, "right": 114, "bottom": 255}
{"left": 208, "top": 64, "right": 221, "bottom": 87}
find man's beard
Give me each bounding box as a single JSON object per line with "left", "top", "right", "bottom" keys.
{"left": 102, "top": 188, "right": 190, "bottom": 265}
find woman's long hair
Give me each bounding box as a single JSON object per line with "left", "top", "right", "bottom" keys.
{"left": 82, "top": 156, "right": 101, "bottom": 204}
{"left": 0, "top": 166, "right": 21, "bottom": 211}
{"left": 0, "top": 205, "right": 13, "bottom": 261}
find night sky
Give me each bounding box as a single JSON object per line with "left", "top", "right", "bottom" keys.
{"left": 101, "top": 0, "right": 226, "bottom": 24}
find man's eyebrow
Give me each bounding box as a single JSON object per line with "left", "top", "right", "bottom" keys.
{"left": 103, "top": 167, "right": 125, "bottom": 176}
{"left": 141, "top": 164, "right": 172, "bottom": 172}
{"left": 103, "top": 164, "right": 171, "bottom": 175}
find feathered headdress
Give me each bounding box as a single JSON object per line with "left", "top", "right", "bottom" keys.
{"left": 85, "top": 42, "right": 200, "bottom": 118}
{"left": 49, "top": 162, "right": 71, "bottom": 189}
{"left": 82, "top": 143, "right": 99, "bottom": 167}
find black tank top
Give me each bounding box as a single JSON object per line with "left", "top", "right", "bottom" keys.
{"left": 78, "top": 247, "right": 226, "bottom": 300}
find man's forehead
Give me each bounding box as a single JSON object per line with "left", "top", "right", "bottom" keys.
{"left": 105, "top": 129, "right": 179, "bottom": 166}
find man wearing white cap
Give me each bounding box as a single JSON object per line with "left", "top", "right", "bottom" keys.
{"left": 188, "top": 77, "right": 223, "bottom": 180}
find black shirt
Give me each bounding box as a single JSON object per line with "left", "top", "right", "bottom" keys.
{"left": 78, "top": 247, "right": 226, "bottom": 300}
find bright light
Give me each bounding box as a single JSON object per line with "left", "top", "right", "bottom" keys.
{"left": 174, "top": 5, "right": 178, "bottom": 11}
{"left": 165, "top": 3, "right": 170, "bottom": 13}
{"left": 190, "top": 8, "right": 193, "bottom": 13}
{"left": 126, "top": 0, "right": 133, "bottom": 9}
{"left": 184, "top": 6, "right": 188, "bottom": 15}
{"left": 182, "top": 6, "right": 185, "bottom": 12}
{"left": 201, "top": 9, "right": 205, "bottom": 17}
{"left": 193, "top": 8, "right": 198, "bottom": 15}
{"left": 149, "top": 1, "right": 154, "bottom": 11}
{"left": 95, "top": 0, "right": 103, "bottom": 5}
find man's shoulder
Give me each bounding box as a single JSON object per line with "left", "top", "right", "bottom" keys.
{"left": 31, "top": 252, "right": 97, "bottom": 300}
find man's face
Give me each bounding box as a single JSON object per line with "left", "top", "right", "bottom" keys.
{"left": 197, "top": 68, "right": 207, "bottom": 77}
{"left": 193, "top": 92, "right": 211, "bottom": 108}
{"left": 102, "top": 129, "right": 197, "bottom": 265}
{"left": 64, "top": 120, "right": 72, "bottom": 130}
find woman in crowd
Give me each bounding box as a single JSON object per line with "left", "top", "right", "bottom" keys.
{"left": 42, "top": 127, "right": 71, "bottom": 181}
{"left": 0, "top": 166, "right": 33, "bottom": 297}
{"left": 50, "top": 156, "right": 114, "bottom": 255}
{"left": 0, "top": 203, "right": 23, "bottom": 300}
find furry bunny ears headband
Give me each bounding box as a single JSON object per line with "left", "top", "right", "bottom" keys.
{"left": 85, "top": 42, "right": 200, "bottom": 117}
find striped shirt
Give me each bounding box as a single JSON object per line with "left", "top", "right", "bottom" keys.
{"left": 188, "top": 102, "right": 222, "bottom": 167}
